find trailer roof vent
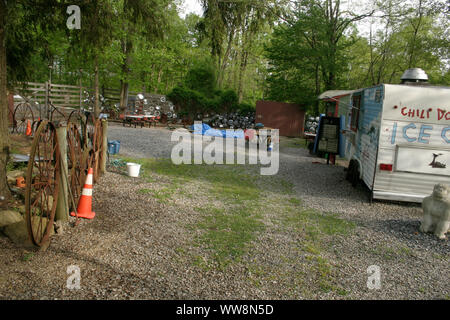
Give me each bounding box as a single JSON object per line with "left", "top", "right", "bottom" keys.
{"left": 401, "top": 68, "right": 429, "bottom": 84}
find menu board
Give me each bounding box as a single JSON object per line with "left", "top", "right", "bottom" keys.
{"left": 317, "top": 117, "right": 340, "bottom": 154}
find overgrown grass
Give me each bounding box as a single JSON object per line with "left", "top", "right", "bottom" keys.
{"left": 368, "top": 243, "right": 416, "bottom": 261}
{"left": 124, "top": 156, "right": 355, "bottom": 296}
{"left": 285, "top": 208, "right": 355, "bottom": 241}
{"left": 127, "top": 157, "right": 265, "bottom": 269}
{"left": 281, "top": 199, "right": 355, "bottom": 295}
{"left": 132, "top": 158, "right": 260, "bottom": 203}
{"left": 194, "top": 206, "right": 264, "bottom": 269}
{"left": 280, "top": 137, "right": 308, "bottom": 149}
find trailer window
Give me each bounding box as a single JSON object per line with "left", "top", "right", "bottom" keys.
{"left": 350, "top": 95, "right": 361, "bottom": 132}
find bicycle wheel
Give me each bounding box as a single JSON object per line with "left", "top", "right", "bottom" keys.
{"left": 13, "top": 103, "right": 34, "bottom": 134}
{"left": 25, "top": 120, "right": 60, "bottom": 247}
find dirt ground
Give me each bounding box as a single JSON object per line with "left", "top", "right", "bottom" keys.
{"left": 0, "top": 125, "right": 448, "bottom": 300}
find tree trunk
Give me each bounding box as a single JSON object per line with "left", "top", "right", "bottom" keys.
{"left": 237, "top": 50, "right": 248, "bottom": 103}
{"left": 119, "top": 38, "right": 132, "bottom": 113}
{"left": 217, "top": 29, "right": 235, "bottom": 89}
{"left": 407, "top": 0, "right": 423, "bottom": 69}
{"left": 314, "top": 62, "right": 320, "bottom": 115}
{"left": 0, "top": 1, "right": 11, "bottom": 200}
{"left": 155, "top": 67, "right": 163, "bottom": 94}
{"left": 94, "top": 55, "right": 100, "bottom": 119}
{"left": 119, "top": 80, "right": 129, "bottom": 114}
{"left": 94, "top": 55, "right": 100, "bottom": 118}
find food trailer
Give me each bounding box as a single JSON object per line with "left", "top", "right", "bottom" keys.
{"left": 345, "top": 84, "right": 450, "bottom": 202}
{"left": 333, "top": 82, "right": 450, "bottom": 203}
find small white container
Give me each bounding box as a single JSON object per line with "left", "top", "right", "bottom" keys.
{"left": 126, "top": 163, "right": 141, "bottom": 177}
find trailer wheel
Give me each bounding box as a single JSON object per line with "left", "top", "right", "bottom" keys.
{"left": 369, "top": 191, "right": 374, "bottom": 204}
{"left": 345, "top": 160, "right": 354, "bottom": 181}
{"left": 347, "top": 160, "right": 360, "bottom": 187}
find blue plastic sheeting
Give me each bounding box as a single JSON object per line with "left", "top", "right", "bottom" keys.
{"left": 191, "top": 123, "right": 245, "bottom": 139}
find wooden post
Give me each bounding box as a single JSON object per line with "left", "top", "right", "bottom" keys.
{"left": 55, "top": 125, "right": 69, "bottom": 222}
{"left": 45, "top": 81, "right": 49, "bottom": 118}
{"left": 79, "top": 77, "right": 82, "bottom": 109}
{"left": 100, "top": 119, "right": 108, "bottom": 174}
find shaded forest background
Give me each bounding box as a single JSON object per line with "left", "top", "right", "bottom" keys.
{"left": 0, "top": 0, "right": 448, "bottom": 199}
{"left": 3, "top": 0, "right": 449, "bottom": 114}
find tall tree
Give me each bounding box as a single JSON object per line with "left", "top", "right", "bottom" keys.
{"left": 0, "top": 0, "right": 67, "bottom": 199}
{"left": 265, "top": 0, "right": 373, "bottom": 113}
{"left": 67, "top": 0, "right": 116, "bottom": 118}
{"left": 116, "top": 0, "right": 170, "bottom": 113}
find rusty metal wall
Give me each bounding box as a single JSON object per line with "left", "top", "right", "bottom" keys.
{"left": 255, "top": 100, "right": 305, "bottom": 137}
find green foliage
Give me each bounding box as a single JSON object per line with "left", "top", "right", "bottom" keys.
{"left": 168, "top": 63, "right": 246, "bottom": 117}
{"left": 194, "top": 206, "right": 264, "bottom": 269}
{"left": 264, "top": 0, "right": 449, "bottom": 114}
{"left": 184, "top": 64, "right": 217, "bottom": 95}
{"left": 219, "top": 89, "right": 238, "bottom": 111}
{"left": 237, "top": 102, "right": 255, "bottom": 114}
{"left": 2, "top": 0, "right": 448, "bottom": 111}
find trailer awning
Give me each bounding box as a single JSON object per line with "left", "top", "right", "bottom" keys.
{"left": 318, "top": 90, "right": 356, "bottom": 100}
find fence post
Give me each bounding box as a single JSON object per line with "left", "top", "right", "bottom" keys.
{"left": 55, "top": 125, "right": 69, "bottom": 222}
{"left": 100, "top": 119, "right": 108, "bottom": 174}
{"left": 45, "top": 81, "right": 49, "bottom": 118}
{"left": 79, "top": 73, "right": 82, "bottom": 110}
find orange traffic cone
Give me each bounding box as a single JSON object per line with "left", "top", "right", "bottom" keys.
{"left": 25, "top": 120, "right": 32, "bottom": 136}
{"left": 70, "top": 168, "right": 96, "bottom": 219}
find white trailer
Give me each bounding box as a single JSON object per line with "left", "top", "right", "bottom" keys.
{"left": 342, "top": 83, "right": 450, "bottom": 203}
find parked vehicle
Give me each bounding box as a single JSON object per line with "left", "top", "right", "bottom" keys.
{"left": 320, "top": 69, "right": 450, "bottom": 203}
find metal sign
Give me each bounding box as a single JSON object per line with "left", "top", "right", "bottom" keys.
{"left": 317, "top": 116, "right": 340, "bottom": 154}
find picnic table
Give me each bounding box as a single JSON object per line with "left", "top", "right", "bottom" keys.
{"left": 122, "top": 114, "right": 157, "bottom": 128}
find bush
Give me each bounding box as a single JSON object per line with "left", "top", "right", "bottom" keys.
{"left": 219, "top": 89, "right": 239, "bottom": 112}
{"left": 184, "top": 65, "right": 216, "bottom": 96}
{"left": 168, "top": 65, "right": 255, "bottom": 117}
{"left": 237, "top": 102, "right": 255, "bottom": 114}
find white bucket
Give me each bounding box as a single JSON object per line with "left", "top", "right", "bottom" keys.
{"left": 126, "top": 163, "right": 141, "bottom": 177}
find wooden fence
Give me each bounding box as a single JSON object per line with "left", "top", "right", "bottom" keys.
{"left": 11, "top": 81, "right": 173, "bottom": 122}
{"left": 13, "top": 81, "right": 85, "bottom": 108}
{"left": 13, "top": 82, "right": 145, "bottom": 108}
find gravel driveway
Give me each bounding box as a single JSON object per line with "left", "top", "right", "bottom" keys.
{"left": 0, "top": 123, "right": 448, "bottom": 299}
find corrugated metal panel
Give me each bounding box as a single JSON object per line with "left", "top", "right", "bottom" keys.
{"left": 255, "top": 101, "right": 305, "bottom": 136}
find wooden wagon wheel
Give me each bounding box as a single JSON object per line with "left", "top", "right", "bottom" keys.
{"left": 67, "top": 122, "right": 84, "bottom": 210}
{"left": 25, "top": 120, "right": 60, "bottom": 247}
{"left": 13, "top": 103, "right": 34, "bottom": 134}
{"left": 67, "top": 110, "right": 83, "bottom": 126}
{"left": 8, "top": 106, "right": 15, "bottom": 133}
{"left": 31, "top": 119, "right": 42, "bottom": 137}
{"left": 92, "top": 119, "right": 103, "bottom": 182}
{"left": 85, "top": 112, "right": 96, "bottom": 149}
{"left": 49, "top": 103, "right": 67, "bottom": 123}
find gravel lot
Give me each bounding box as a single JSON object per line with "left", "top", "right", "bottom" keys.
{"left": 0, "top": 122, "right": 448, "bottom": 300}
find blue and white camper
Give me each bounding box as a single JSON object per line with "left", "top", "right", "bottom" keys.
{"left": 323, "top": 83, "right": 450, "bottom": 203}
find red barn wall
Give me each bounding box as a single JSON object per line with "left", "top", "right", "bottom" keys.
{"left": 255, "top": 100, "right": 305, "bottom": 137}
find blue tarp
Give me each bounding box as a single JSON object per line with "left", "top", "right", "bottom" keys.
{"left": 191, "top": 123, "right": 245, "bottom": 139}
